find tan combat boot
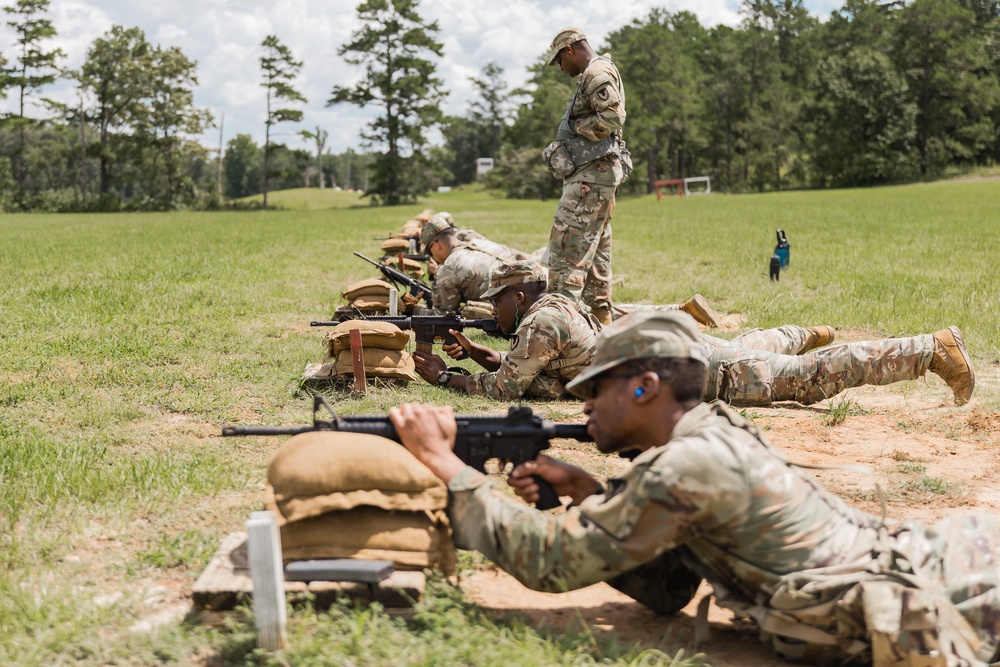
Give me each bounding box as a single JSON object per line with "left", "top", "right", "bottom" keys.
{"left": 802, "top": 325, "right": 835, "bottom": 352}
{"left": 929, "top": 326, "right": 975, "bottom": 405}
{"left": 680, "top": 294, "right": 721, "bottom": 328}
{"left": 591, "top": 305, "right": 613, "bottom": 327}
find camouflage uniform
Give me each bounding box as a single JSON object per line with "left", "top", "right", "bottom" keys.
{"left": 707, "top": 332, "right": 935, "bottom": 406}
{"left": 464, "top": 293, "right": 600, "bottom": 400}
{"left": 430, "top": 241, "right": 514, "bottom": 312}
{"left": 446, "top": 401, "right": 1000, "bottom": 666}
{"left": 424, "top": 212, "right": 531, "bottom": 261}
{"left": 544, "top": 49, "right": 627, "bottom": 316}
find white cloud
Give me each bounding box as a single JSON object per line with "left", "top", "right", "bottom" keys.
{"left": 0, "top": 0, "right": 840, "bottom": 154}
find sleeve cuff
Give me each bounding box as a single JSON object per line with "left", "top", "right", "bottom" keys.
{"left": 447, "top": 466, "right": 489, "bottom": 492}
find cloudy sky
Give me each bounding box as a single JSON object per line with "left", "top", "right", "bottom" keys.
{"left": 1, "top": 0, "right": 844, "bottom": 155}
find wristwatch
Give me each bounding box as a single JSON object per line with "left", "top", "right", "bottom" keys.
{"left": 436, "top": 371, "right": 453, "bottom": 386}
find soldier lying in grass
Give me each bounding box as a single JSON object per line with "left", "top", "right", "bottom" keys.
{"left": 392, "top": 311, "right": 994, "bottom": 667}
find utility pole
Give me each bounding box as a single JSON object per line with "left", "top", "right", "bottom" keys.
{"left": 216, "top": 111, "right": 225, "bottom": 200}
{"left": 78, "top": 94, "right": 88, "bottom": 199}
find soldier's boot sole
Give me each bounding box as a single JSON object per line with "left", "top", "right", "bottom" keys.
{"left": 681, "top": 294, "right": 721, "bottom": 328}
{"left": 929, "top": 326, "right": 975, "bottom": 405}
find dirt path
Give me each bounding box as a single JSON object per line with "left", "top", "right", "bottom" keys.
{"left": 461, "top": 362, "right": 1000, "bottom": 666}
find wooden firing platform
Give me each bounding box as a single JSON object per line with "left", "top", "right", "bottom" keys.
{"left": 192, "top": 532, "right": 425, "bottom": 611}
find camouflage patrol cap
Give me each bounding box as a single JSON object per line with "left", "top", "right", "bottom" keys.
{"left": 480, "top": 261, "right": 548, "bottom": 300}
{"left": 547, "top": 27, "right": 587, "bottom": 66}
{"left": 566, "top": 311, "right": 708, "bottom": 398}
{"left": 419, "top": 214, "right": 455, "bottom": 249}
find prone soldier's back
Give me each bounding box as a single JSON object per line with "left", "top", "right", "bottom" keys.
{"left": 432, "top": 241, "right": 512, "bottom": 311}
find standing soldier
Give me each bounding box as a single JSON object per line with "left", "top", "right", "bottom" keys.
{"left": 542, "top": 28, "right": 631, "bottom": 326}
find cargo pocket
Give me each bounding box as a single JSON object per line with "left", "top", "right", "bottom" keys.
{"left": 718, "top": 358, "right": 773, "bottom": 406}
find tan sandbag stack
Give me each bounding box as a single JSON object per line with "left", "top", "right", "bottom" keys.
{"left": 380, "top": 238, "right": 412, "bottom": 255}
{"left": 399, "top": 218, "right": 422, "bottom": 239}
{"left": 264, "top": 431, "right": 455, "bottom": 573}
{"left": 341, "top": 278, "right": 404, "bottom": 315}
{"left": 382, "top": 255, "right": 424, "bottom": 278}
{"left": 461, "top": 300, "right": 494, "bottom": 320}
{"left": 327, "top": 319, "right": 416, "bottom": 382}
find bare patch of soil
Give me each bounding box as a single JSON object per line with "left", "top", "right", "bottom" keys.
{"left": 460, "top": 364, "right": 1000, "bottom": 666}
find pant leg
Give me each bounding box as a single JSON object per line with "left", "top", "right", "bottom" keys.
{"left": 730, "top": 325, "right": 814, "bottom": 355}
{"left": 710, "top": 335, "right": 934, "bottom": 406}
{"left": 582, "top": 220, "right": 613, "bottom": 312}
{"left": 547, "top": 181, "right": 615, "bottom": 304}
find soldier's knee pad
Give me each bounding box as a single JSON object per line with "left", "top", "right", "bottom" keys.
{"left": 717, "top": 358, "right": 773, "bottom": 406}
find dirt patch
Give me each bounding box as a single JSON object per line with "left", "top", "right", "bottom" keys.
{"left": 460, "top": 364, "right": 1000, "bottom": 666}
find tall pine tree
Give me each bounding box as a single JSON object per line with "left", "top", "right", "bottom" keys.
{"left": 260, "top": 35, "right": 306, "bottom": 207}
{"left": 329, "top": 0, "right": 445, "bottom": 205}
{"left": 3, "top": 0, "right": 64, "bottom": 192}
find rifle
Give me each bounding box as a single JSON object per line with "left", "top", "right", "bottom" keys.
{"left": 222, "top": 396, "right": 590, "bottom": 510}
{"left": 379, "top": 253, "right": 431, "bottom": 263}
{"left": 354, "top": 251, "right": 433, "bottom": 308}
{"left": 309, "top": 313, "right": 510, "bottom": 359}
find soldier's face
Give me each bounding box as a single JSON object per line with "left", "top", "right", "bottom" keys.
{"left": 428, "top": 238, "right": 448, "bottom": 263}
{"left": 490, "top": 288, "right": 519, "bottom": 334}
{"left": 556, "top": 48, "right": 580, "bottom": 77}
{"left": 583, "top": 373, "right": 637, "bottom": 453}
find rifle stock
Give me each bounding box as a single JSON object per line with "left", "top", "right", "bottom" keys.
{"left": 222, "top": 397, "right": 591, "bottom": 510}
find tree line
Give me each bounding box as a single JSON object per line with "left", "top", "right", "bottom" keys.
{"left": 2, "top": 0, "right": 999, "bottom": 211}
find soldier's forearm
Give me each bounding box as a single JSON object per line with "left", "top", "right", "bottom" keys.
{"left": 574, "top": 111, "right": 624, "bottom": 142}
{"left": 469, "top": 344, "right": 502, "bottom": 371}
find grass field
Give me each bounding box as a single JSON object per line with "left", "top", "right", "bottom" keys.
{"left": 1, "top": 181, "right": 998, "bottom": 665}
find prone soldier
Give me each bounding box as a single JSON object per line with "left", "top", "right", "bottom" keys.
{"left": 390, "top": 311, "right": 998, "bottom": 667}
{"left": 403, "top": 215, "right": 515, "bottom": 314}
{"left": 412, "top": 261, "right": 601, "bottom": 401}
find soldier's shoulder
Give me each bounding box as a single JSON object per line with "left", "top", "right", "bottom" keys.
{"left": 582, "top": 56, "right": 621, "bottom": 85}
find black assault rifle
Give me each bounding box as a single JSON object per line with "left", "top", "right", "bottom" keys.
{"left": 309, "top": 313, "right": 510, "bottom": 359}
{"left": 222, "top": 396, "right": 591, "bottom": 510}
{"left": 379, "top": 253, "right": 431, "bottom": 263}
{"left": 355, "top": 251, "right": 433, "bottom": 308}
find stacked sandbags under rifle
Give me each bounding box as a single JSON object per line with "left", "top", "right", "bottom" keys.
{"left": 263, "top": 430, "right": 455, "bottom": 574}
{"left": 326, "top": 319, "right": 417, "bottom": 383}
{"left": 334, "top": 278, "right": 405, "bottom": 319}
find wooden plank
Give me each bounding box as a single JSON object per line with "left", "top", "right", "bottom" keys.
{"left": 349, "top": 328, "right": 367, "bottom": 395}
{"left": 192, "top": 532, "right": 426, "bottom": 612}
{"left": 247, "top": 511, "right": 287, "bottom": 650}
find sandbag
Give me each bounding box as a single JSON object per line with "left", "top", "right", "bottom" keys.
{"left": 343, "top": 278, "right": 392, "bottom": 302}
{"left": 461, "top": 300, "right": 494, "bottom": 320}
{"left": 266, "top": 431, "right": 447, "bottom": 523}
{"left": 278, "top": 506, "right": 454, "bottom": 572}
{"left": 383, "top": 256, "right": 424, "bottom": 278}
{"left": 380, "top": 238, "right": 411, "bottom": 254}
{"left": 328, "top": 320, "right": 410, "bottom": 355}
{"left": 347, "top": 298, "right": 402, "bottom": 315}
{"left": 333, "top": 348, "right": 416, "bottom": 381}
{"left": 400, "top": 220, "right": 422, "bottom": 237}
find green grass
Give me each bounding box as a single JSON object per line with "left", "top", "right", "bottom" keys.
{"left": 0, "top": 182, "right": 998, "bottom": 663}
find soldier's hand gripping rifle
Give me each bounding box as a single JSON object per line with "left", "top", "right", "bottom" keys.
{"left": 309, "top": 312, "right": 510, "bottom": 360}
{"left": 354, "top": 251, "right": 433, "bottom": 308}
{"left": 221, "top": 396, "right": 590, "bottom": 510}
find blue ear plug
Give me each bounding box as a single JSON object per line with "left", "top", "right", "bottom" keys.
{"left": 634, "top": 387, "right": 644, "bottom": 397}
